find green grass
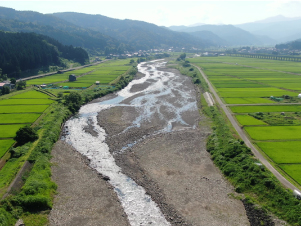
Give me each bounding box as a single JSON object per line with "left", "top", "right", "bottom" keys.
{"left": 230, "top": 105, "right": 301, "bottom": 113}
{"left": 0, "top": 140, "right": 14, "bottom": 158}
{"left": 0, "top": 124, "right": 25, "bottom": 138}
{"left": 0, "top": 113, "right": 41, "bottom": 124}
{"left": 245, "top": 125, "right": 301, "bottom": 140}
{"left": 0, "top": 105, "right": 49, "bottom": 113}
{"left": 279, "top": 164, "right": 301, "bottom": 185}
{"left": 257, "top": 141, "right": 301, "bottom": 164}
{"left": 0, "top": 99, "right": 54, "bottom": 105}
{"left": 10, "top": 91, "right": 51, "bottom": 99}
{"left": 235, "top": 115, "right": 267, "bottom": 126}
{"left": 224, "top": 98, "right": 275, "bottom": 104}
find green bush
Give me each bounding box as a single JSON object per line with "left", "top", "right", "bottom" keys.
{"left": 14, "top": 126, "right": 38, "bottom": 146}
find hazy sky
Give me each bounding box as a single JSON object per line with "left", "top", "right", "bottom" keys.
{"left": 0, "top": 0, "right": 300, "bottom": 26}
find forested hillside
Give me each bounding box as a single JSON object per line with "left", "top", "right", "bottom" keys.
{"left": 0, "top": 7, "right": 129, "bottom": 54}
{"left": 52, "top": 12, "right": 211, "bottom": 50}
{"left": 0, "top": 31, "right": 89, "bottom": 77}
{"left": 276, "top": 39, "right": 301, "bottom": 50}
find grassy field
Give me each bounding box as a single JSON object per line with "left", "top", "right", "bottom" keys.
{"left": 235, "top": 115, "right": 267, "bottom": 126}
{"left": 0, "top": 140, "right": 15, "bottom": 158}
{"left": 0, "top": 98, "right": 54, "bottom": 105}
{"left": 10, "top": 91, "right": 51, "bottom": 99}
{"left": 257, "top": 141, "right": 301, "bottom": 164}
{"left": 224, "top": 98, "right": 275, "bottom": 104}
{"left": 0, "top": 105, "right": 49, "bottom": 113}
{"left": 230, "top": 105, "right": 301, "bottom": 113}
{"left": 0, "top": 124, "right": 26, "bottom": 138}
{"left": 245, "top": 125, "right": 301, "bottom": 140}
{"left": 0, "top": 113, "right": 41, "bottom": 124}
{"left": 279, "top": 164, "right": 301, "bottom": 185}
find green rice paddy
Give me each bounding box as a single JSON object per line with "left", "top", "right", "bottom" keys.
{"left": 235, "top": 115, "right": 267, "bottom": 126}
{"left": 0, "top": 113, "right": 41, "bottom": 124}
{"left": 224, "top": 98, "right": 275, "bottom": 104}
{"left": 245, "top": 126, "right": 301, "bottom": 140}
{"left": 0, "top": 105, "right": 49, "bottom": 113}
{"left": 257, "top": 141, "right": 301, "bottom": 164}
{"left": 230, "top": 105, "right": 301, "bottom": 113}
{"left": 191, "top": 56, "right": 301, "bottom": 185}
{"left": 0, "top": 124, "right": 26, "bottom": 138}
{"left": 0, "top": 140, "right": 14, "bottom": 158}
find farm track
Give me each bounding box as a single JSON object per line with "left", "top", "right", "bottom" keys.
{"left": 194, "top": 64, "right": 300, "bottom": 192}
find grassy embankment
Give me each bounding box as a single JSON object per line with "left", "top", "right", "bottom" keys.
{"left": 177, "top": 56, "right": 301, "bottom": 225}
{"left": 0, "top": 59, "right": 138, "bottom": 225}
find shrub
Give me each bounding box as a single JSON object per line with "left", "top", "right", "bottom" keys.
{"left": 14, "top": 126, "right": 38, "bottom": 146}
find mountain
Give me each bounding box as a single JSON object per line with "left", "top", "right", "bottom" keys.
{"left": 253, "top": 15, "right": 301, "bottom": 24}
{"left": 187, "top": 30, "right": 227, "bottom": 46}
{"left": 51, "top": 12, "right": 211, "bottom": 50}
{"left": 0, "top": 7, "right": 127, "bottom": 54}
{"left": 236, "top": 16, "right": 301, "bottom": 43}
{"left": 170, "top": 24, "right": 274, "bottom": 46}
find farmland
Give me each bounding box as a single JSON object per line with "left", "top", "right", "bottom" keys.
{"left": 27, "top": 59, "right": 132, "bottom": 88}
{"left": 0, "top": 90, "right": 54, "bottom": 161}
{"left": 191, "top": 56, "right": 301, "bottom": 188}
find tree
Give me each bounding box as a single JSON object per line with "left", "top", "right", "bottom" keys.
{"left": 1, "top": 86, "right": 10, "bottom": 95}
{"left": 10, "top": 78, "right": 16, "bottom": 84}
{"left": 16, "top": 80, "right": 26, "bottom": 90}
{"left": 14, "top": 125, "right": 38, "bottom": 145}
{"left": 64, "top": 92, "right": 82, "bottom": 114}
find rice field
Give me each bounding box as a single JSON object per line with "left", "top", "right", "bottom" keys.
{"left": 191, "top": 56, "right": 301, "bottom": 185}
{"left": 0, "top": 124, "right": 26, "bottom": 138}
{"left": 230, "top": 105, "right": 301, "bottom": 113}
{"left": 224, "top": 98, "right": 275, "bottom": 104}
{"left": 10, "top": 90, "right": 51, "bottom": 99}
{"left": 235, "top": 115, "right": 267, "bottom": 126}
{"left": 245, "top": 126, "right": 301, "bottom": 140}
{"left": 279, "top": 164, "right": 301, "bottom": 185}
{"left": 0, "top": 140, "right": 14, "bottom": 158}
{"left": 257, "top": 141, "right": 301, "bottom": 164}
{"left": 0, "top": 113, "right": 41, "bottom": 124}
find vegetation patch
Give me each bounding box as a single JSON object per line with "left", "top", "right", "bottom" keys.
{"left": 279, "top": 164, "right": 301, "bottom": 185}
{"left": 230, "top": 105, "right": 301, "bottom": 113}
{"left": 10, "top": 91, "right": 50, "bottom": 99}
{"left": 257, "top": 141, "right": 301, "bottom": 164}
{"left": 0, "top": 105, "right": 49, "bottom": 114}
{"left": 224, "top": 97, "right": 275, "bottom": 104}
{"left": 0, "top": 140, "right": 14, "bottom": 158}
{"left": 0, "top": 114, "right": 40, "bottom": 124}
{"left": 0, "top": 99, "right": 53, "bottom": 105}
{"left": 0, "top": 125, "right": 26, "bottom": 138}
{"left": 245, "top": 125, "right": 301, "bottom": 140}
{"left": 235, "top": 115, "right": 267, "bottom": 126}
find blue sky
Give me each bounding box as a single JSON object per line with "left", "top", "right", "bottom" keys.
{"left": 0, "top": 1, "right": 300, "bottom": 26}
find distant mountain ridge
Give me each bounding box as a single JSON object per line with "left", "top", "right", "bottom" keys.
{"left": 51, "top": 12, "right": 212, "bottom": 50}
{"left": 236, "top": 15, "right": 301, "bottom": 43}
{"left": 169, "top": 24, "right": 276, "bottom": 46}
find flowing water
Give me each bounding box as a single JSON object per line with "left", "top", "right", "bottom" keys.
{"left": 63, "top": 60, "right": 199, "bottom": 225}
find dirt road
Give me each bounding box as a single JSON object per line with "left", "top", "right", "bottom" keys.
{"left": 50, "top": 61, "right": 250, "bottom": 225}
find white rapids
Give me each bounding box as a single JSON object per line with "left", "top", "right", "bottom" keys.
{"left": 63, "top": 60, "right": 198, "bottom": 226}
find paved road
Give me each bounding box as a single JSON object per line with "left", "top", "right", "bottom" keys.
{"left": 194, "top": 64, "right": 300, "bottom": 192}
